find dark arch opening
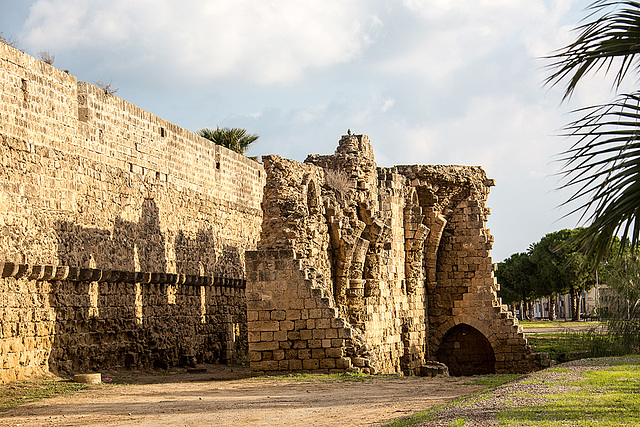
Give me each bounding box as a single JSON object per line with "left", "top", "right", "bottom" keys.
{"left": 435, "top": 323, "right": 495, "bottom": 376}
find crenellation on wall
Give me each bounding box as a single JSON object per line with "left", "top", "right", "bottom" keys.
{"left": 0, "top": 261, "right": 246, "bottom": 381}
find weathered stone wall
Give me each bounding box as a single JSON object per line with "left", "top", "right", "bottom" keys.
{"left": 245, "top": 250, "right": 361, "bottom": 374}
{"left": 0, "top": 42, "right": 264, "bottom": 274}
{"left": 1, "top": 42, "right": 541, "bottom": 381}
{"left": 0, "top": 262, "right": 245, "bottom": 382}
{"left": 248, "top": 135, "right": 541, "bottom": 376}
{"left": 0, "top": 43, "right": 263, "bottom": 381}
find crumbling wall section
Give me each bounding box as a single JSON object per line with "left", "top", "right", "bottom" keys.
{"left": 249, "top": 142, "right": 541, "bottom": 376}
{"left": 395, "top": 165, "right": 538, "bottom": 374}
{"left": 246, "top": 250, "right": 379, "bottom": 374}
{"left": 258, "top": 156, "right": 332, "bottom": 294}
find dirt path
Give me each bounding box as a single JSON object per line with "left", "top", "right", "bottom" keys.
{"left": 0, "top": 366, "right": 486, "bottom": 427}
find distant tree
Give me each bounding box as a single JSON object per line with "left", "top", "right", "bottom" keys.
{"left": 93, "top": 80, "right": 119, "bottom": 95}
{"left": 497, "top": 229, "right": 598, "bottom": 321}
{"left": 530, "top": 229, "right": 596, "bottom": 321}
{"left": 600, "top": 247, "right": 640, "bottom": 319}
{"left": 529, "top": 230, "right": 583, "bottom": 320}
{"left": 197, "top": 127, "right": 259, "bottom": 155}
{"left": 496, "top": 252, "right": 537, "bottom": 320}
{"left": 37, "top": 50, "right": 55, "bottom": 65}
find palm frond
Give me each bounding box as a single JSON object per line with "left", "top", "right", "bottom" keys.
{"left": 197, "top": 126, "right": 259, "bottom": 155}
{"left": 545, "top": 0, "right": 640, "bottom": 100}
{"left": 558, "top": 91, "right": 640, "bottom": 263}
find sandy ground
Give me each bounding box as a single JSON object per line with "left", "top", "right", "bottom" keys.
{"left": 0, "top": 366, "right": 487, "bottom": 427}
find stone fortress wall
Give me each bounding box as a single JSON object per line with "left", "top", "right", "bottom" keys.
{"left": 0, "top": 44, "right": 543, "bottom": 383}
{"left": 0, "top": 43, "right": 264, "bottom": 382}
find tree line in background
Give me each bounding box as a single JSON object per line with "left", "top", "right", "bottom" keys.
{"left": 496, "top": 228, "right": 640, "bottom": 323}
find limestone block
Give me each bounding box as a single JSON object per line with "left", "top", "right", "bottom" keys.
{"left": 287, "top": 331, "right": 301, "bottom": 340}
{"left": 293, "top": 340, "right": 307, "bottom": 349}
{"left": 248, "top": 321, "right": 279, "bottom": 332}
{"left": 319, "top": 358, "right": 335, "bottom": 369}
{"left": 289, "top": 359, "right": 303, "bottom": 370}
{"left": 302, "top": 359, "right": 319, "bottom": 370}
{"left": 252, "top": 360, "right": 279, "bottom": 371}
{"left": 308, "top": 339, "right": 322, "bottom": 349}
{"left": 280, "top": 320, "right": 294, "bottom": 331}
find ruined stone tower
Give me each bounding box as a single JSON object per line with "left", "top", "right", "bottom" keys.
{"left": 247, "top": 134, "right": 541, "bottom": 375}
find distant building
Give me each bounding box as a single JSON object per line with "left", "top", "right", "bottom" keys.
{"left": 529, "top": 283, "right": 626, "bottom": 320}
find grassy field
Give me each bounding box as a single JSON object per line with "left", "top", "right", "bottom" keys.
{"left": 526, "top": 332, "right": 591, "bottom": 363}
{"left": 498, "top": 358, "right": 640, "bottom": 426}
{"left": 520, "top": 320, "right": 602, "bottom": 329}
{"left": 387, "top": 357, "right": 640, "bottom": 426}
{"left": 523, "top": 321, "right": 604, "bottom": 363}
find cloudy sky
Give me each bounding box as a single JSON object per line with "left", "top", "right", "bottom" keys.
{"left": 1, "top": 0, "right": 613, "bottom": 262}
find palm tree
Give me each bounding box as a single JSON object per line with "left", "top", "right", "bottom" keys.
{"left": 197, "top": 126, "right": 259, "bottom": 155}
{"left": 546, "top": 0, "right": 640, "bottom": 264}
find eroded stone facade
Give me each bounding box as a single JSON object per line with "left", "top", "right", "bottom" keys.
{"left": 247, "top": 135, "right": 542, "bottom": 375}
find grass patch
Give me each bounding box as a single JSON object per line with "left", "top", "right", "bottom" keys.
{"left": 498, "top": 361, "right": 640, "bottom": 426}
{"left": 527, "top": 332, "right": 591, "bottom": 363}
{"left": 520, "top": 321, "right": 602, "bottom": 328}
{"left": 0, "top": 380, "right": 87, "bottom": 412}
{"left": 545, "top": 367, "right": 571, "bottom": 373}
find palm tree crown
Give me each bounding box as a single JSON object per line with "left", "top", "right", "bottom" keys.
{"left": 546, "top": 0, "right": 640, "bottom": 264}
{"left": 197, "top": 127, "right": 259, "bottom": 155}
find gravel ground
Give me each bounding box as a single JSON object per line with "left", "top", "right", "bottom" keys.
{"left": 412, "top": 357, "right": 639, "bottom": 427}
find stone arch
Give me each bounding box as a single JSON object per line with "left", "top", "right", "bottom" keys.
{"left": 434, "top": 321, "right": 496, "bottom": 376}
{"left": 432, "top": 316, "right": 499, "bottom": 353}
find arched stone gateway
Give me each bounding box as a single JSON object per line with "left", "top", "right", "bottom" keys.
{"left": 435, "top": 323, "right": 496, "bottom": 376}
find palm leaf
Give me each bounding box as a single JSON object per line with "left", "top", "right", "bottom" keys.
{"left": 558, "top": 91, "right": 640, "bottom": 263}
{"left": 197, "top": 126, "right": 259, "bottom": 155}
{"left": 545, "top": 0, "right": 640, "bottom": 100}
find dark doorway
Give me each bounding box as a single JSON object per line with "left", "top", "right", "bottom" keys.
{"left": 435, "top": 323, "right": 495, "bottom": 376}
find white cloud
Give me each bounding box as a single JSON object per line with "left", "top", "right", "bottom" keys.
{"left": 381, "top": 98, "right": 395, "bottom": 112}
{"left": 21, "top": 0, "right": 382, "bottom": 85}
{"left": 375, "top": 0, "right": 580, "bottom": 87}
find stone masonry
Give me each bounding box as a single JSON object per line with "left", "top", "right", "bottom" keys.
{"left": 1, "top": 44, "right": 541, "bottom": 382}
{"left": 0, "top": 43, "right": 262, "bottom": 381}
{"left": 247, "top": 135, "right": 543, "bottom": 376}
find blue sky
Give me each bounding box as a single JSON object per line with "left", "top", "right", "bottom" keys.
{"left": 1, "top": 0, "right": 609, "bottom": 262}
